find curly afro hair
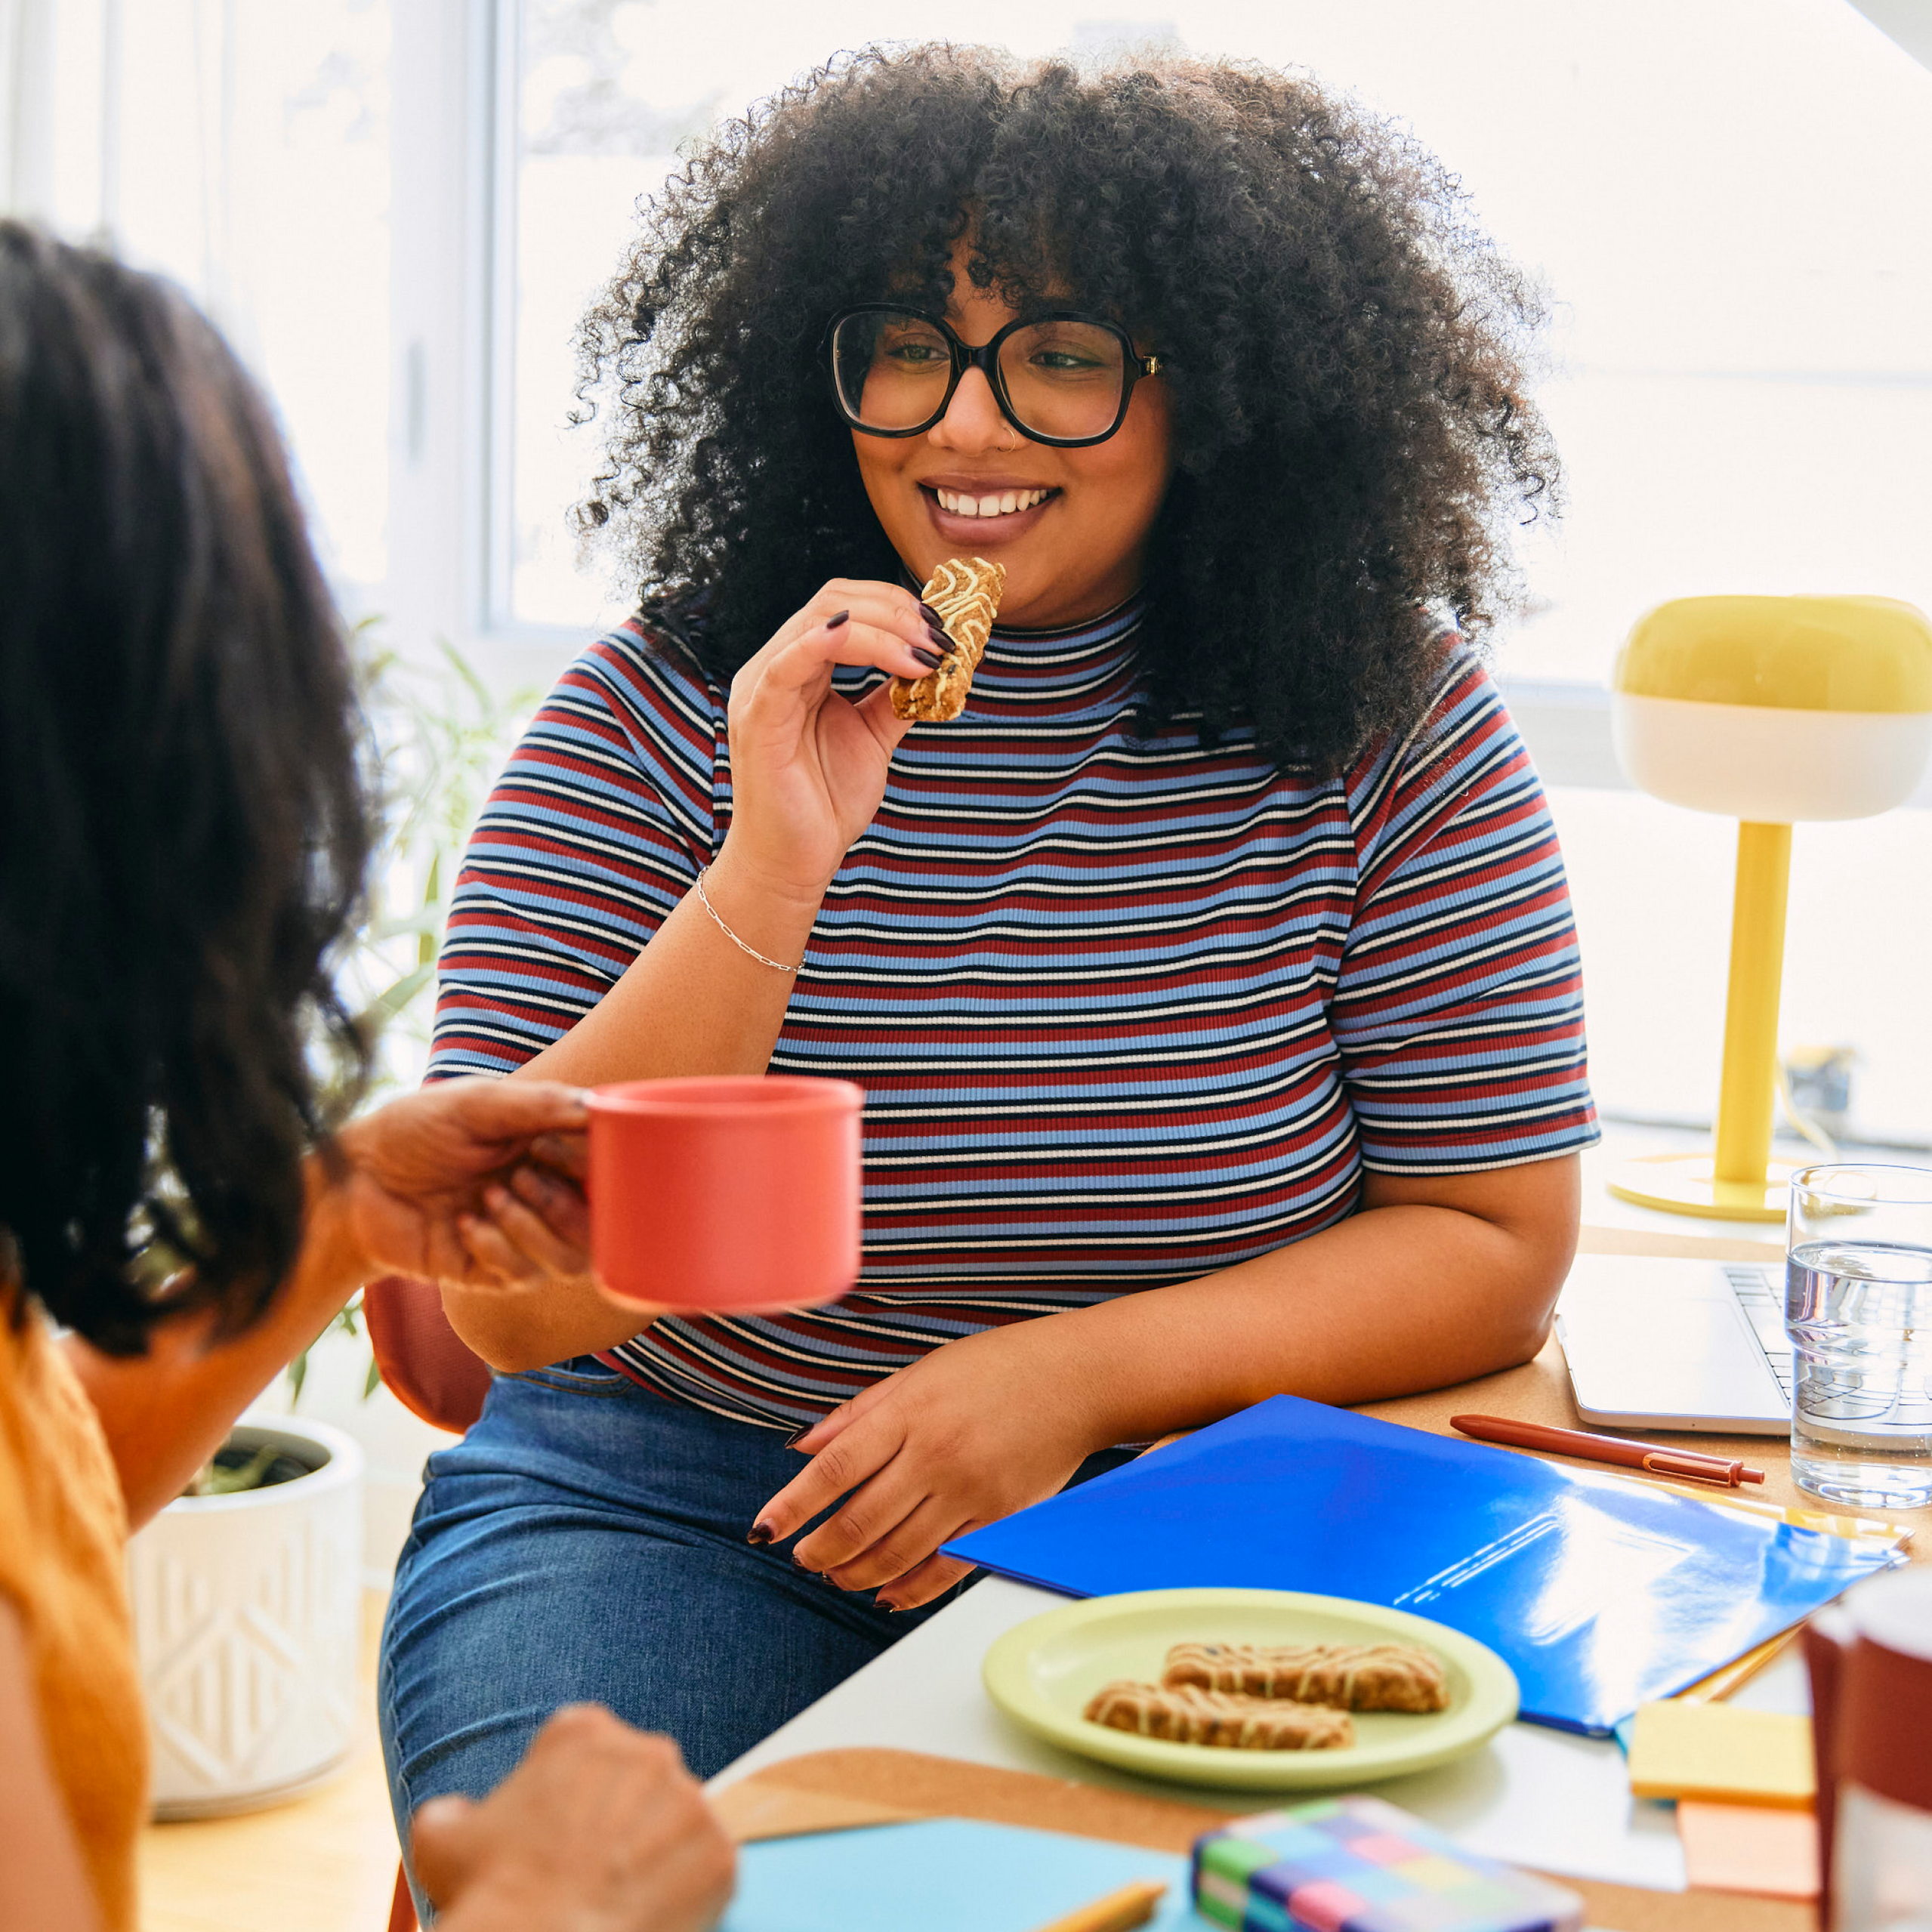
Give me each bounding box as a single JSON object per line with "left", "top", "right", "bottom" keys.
{"left": 577, "top": 43, "right": 1557, "bottom": 772}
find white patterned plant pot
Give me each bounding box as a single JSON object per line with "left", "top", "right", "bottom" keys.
{"left": 128, "top": 1418, "right": 364, "bottom": 1819}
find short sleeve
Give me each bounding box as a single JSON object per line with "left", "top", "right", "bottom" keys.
{"left": 427, "top": 623, "right": 722, "bottom": 1079}
{"left": 1330, "top": 653, "right": 1599, "bottom": 1174}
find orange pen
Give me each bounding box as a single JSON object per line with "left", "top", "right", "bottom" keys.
{"left": 1449, "top": 1413, "right": 1767, "bottom": 1488}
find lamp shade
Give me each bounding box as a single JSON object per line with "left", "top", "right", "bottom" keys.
{"left": 1611, "top": 595, "right": 1932, "bottom": 821}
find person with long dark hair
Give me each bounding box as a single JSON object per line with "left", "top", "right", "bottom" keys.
{"left": 0, "top": 222, "right": 733, "bottom": 1932}
{"left": 382, "top": 41, "right": 1600, "bottom": 1887}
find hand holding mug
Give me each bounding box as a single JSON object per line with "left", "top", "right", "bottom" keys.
{"left": 335, "top": 1078, "right": 591, "bottom": 1289}
{"left": 456, "top": 1131, "right": 595, "bottom": 1289}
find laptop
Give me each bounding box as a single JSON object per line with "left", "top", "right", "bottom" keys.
{"left": 1554, "top": 1254, "right": 1792, "bottom": 1434}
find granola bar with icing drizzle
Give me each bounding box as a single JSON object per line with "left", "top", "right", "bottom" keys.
{"left": 1162, "top": 1640, "right": 1449, "bottom": 1713}
{"left": 1082, "top": 1680, "right": 1355, "bottom": 1750}
{"left": 889, "top": 555, "right": 1006, "bottom": 722}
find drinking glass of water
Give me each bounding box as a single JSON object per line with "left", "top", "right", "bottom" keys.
{"left": 1786, "top": 1163, "right": 1932, "bottom": 1511}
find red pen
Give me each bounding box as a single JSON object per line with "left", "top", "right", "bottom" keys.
{"left": 1449, "top": 1413, "right": 1767, "bottom": 1489}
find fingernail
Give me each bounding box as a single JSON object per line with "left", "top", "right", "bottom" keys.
{"left": 910, "top": 647, "right": 944, "bottom": 670}
{"left": 747, "top": 1521, "right": 775, "bottom": 1547}
{"left": 919, "top": 601, "right": 946, "bottom": 628}
{"left": 826, "top": 610, "right": 850, "bottom": 629}
{"left": 924, "top": 619, "right": 952, "bottom": 650}
{"left": 785, "top": 1424, "right": 815, "bottom": 1449}
{"left": 881, "top": 1600, "right": 906, "bottom": 1614}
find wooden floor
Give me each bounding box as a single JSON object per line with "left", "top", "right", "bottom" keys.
{"left": 137, "top": 1592, "right": 402, "bottom": 1932}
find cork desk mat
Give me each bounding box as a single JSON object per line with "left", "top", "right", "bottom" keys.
{"left": 711, "top": 1748, "right": 1812, "bottom": 1932}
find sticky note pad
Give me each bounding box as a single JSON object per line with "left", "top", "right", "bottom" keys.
{"left": 1625, "top": 1702, "right": 1814, "bottom": 1807}
{"left": 1677, "top": 1802, "right": 1819, "bottom": 1900}
{"left": 1192, "top": 1796, "right": 1585, "bottom": 1932}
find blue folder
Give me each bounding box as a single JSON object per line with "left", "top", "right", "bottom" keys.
{"left": 943, "top": 1394, "right": 1900, "bottom": 1735}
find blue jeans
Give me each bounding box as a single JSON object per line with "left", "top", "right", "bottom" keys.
{"left": 379, "top": 1359, "right": 1128, "bottom": 1918}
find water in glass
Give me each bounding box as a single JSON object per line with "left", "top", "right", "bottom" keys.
{"left": 1786, "top": 1236, "right": 1932, "bottom": 1510}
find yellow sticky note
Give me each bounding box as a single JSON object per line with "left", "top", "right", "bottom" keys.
{"left": 1626, "top": 1702, "right": 1814, "bottom": 1808}
{"left": 1677, "top": 1801, "right": 1819, "bottom": 1900}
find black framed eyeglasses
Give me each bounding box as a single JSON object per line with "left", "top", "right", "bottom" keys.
{"left": 823, "top": 304, "right": 1163, "bottom": 448}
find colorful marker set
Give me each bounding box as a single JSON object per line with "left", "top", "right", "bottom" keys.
{"left": 1190, "top": 1796, "right": 1583, "bottom": 1932}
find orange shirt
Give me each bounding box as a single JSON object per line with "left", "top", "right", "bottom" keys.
{"left": 0, "top": 1292, "right": 147, "bottom": 1932}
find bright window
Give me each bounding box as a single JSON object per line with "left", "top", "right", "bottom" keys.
{"left": 110, "top": 0, "right": 393, "bottom": 589}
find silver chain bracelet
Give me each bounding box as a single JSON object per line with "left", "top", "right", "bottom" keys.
{"left": 693, "top": 868, "right": 801, "bottom": 975}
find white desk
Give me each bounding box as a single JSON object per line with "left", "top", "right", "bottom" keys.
{"left": 712, "top": 1568, "right": 1811, "bottom": 1893}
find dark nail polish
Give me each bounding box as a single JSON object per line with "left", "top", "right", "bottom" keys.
{"left": 826, "top": 609, "right": 850, "bottom": 629}
{"left": 919, "top": 600, "right": 947, "bottom": 628}
{"left": 910, "top": 647, "right": 945, "bottom": 671}
{"left": 924, "top": 619, "right": 952, "bottom": 650}
{"left": 784, "top": 1424, "right": 813, "bottom": 1449}
{"left": 746, "top": 1521, "right": 774, "bottom": 1547}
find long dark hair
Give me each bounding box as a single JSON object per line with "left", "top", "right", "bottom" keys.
{"left": 578, "top": 45, "right": 1557, "bottom": 770}
{"left": 0, "top": 222, "right": 371, "bottom": 1353}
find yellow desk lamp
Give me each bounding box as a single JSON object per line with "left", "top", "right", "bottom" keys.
{"left": 1606, "top": 594, "right": 1932, "bottom": 1221}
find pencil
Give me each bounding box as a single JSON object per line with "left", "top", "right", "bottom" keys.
{"left": 1027, "top": 1877, "right": 1169, "bottom": 1932}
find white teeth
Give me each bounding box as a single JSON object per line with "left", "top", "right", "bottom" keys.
{"left": 934, "top": 486, "right": 1051, "bottom": 517}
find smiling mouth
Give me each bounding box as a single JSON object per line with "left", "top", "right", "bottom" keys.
{"left": 922, "top": 484, "right": 1060, "bottom": 520}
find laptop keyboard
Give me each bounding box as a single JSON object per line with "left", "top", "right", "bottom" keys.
{"left": 1724, "top": 1264, "right": 1795, "bottom": 1400}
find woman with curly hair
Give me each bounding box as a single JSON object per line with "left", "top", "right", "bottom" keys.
{"left": 382, "top": 41, "right": 1598, "bottom": 1854}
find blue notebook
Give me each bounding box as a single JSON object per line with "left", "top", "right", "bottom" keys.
{"left": 721, "top": 1819, "right": 1193, "bottom": 1931}
{"left": 943, "top": 1395, "right": 1899, "bottom": 1735}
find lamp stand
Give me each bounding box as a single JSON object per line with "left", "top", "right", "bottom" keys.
{"left": 1606, "top": 821, "right": 1798, "bottom": 1222}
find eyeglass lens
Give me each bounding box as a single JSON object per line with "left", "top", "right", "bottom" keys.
{"left": 831, "top": 310, "right": 1128, "bottom": 440}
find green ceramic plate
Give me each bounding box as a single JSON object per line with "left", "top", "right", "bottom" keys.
{"left": 982, "top": 1588, "right": 1519, "bottom": 1792}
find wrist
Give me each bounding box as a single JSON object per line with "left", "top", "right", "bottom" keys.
{"left": 430, "top": 1871, "right": 551, "bottom": 1932}
{"left": 700, "top": 842, "right": 829, "bottom": 980}
{"left": 964, "top": 1313, "right": 1128, "bottom": 1460}
{"left": 708, "top": 833, "right": 835, "bottom": 918}
{"left": 299, "top": 1141, "right": 377, "bottom": 1297}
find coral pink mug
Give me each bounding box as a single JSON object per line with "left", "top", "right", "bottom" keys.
{"left": 586, "top": 1076, "right": 863, "bottom": 1313}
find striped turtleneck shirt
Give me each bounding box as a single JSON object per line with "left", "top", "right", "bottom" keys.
{"left": 429, "top": 595, "right": 1598, "bottom": 1429}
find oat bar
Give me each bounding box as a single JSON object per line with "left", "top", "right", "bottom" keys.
{"left": 890, "top": 555, "right": 1005, "bottom": 722}
{"left": 1082, "top": 1680, "right": 1356, "bottom": 1750}
{"left": 1162, "top": 1641, "right": 1449, "bottom": 1714}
